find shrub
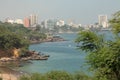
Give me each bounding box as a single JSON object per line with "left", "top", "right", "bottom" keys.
{"left": 46, "top": 71, "right": 73, "bottom": 80}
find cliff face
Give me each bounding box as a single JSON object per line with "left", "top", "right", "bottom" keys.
{"left": 13, "top": 48, "right": 20, "bottom": 58}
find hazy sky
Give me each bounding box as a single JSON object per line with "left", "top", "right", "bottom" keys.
{"left": 0, "top": 0, "right": 120, "bottom": 24}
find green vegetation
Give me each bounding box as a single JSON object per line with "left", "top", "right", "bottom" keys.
{"left": 0, "top": 22, "right": 47, "bottom": 57}
{"left": 75, "top": 11, "right": 120, "bottom": 80}
{"left": 19, "top": 71, "right": 93, "bottom": 80}
{"left": 0, "top": 23, "right": 47, "bottom": 41}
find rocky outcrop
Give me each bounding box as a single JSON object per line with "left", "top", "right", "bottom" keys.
{"left": 21, "top": 51, "right": 49, "bottom": 61}
{"left": 30, "top": 36, "right": 66, "bottom": 44}
{"left": 0, "top": 51, "right": 50, "bottom": 62}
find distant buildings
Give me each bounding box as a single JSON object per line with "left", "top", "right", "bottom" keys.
{"left": 68, "top": 21, "right": 80, "bottom": 28}
{"left": 14, "top": 19, "right": 23, "bottom": 24}
{"left": 24, "top": 14, "right": 38, "bottom": 27}
{"left": 83, "top": 15, "right": 109, "bottom": 30}
{"left": 4, "top": 14, "right": 111, "bottom": 31}
{"left": 56, "top": 20, "right": 65, "bottom": 27}
{"left": 41, "top": 19, "right": 58, "bottom": 29}
{"left": 41, "top": 20, "right": 48, "bottom": 28}
{"left": 5, "top": 18, "right": 23, "bottom": 24}
{"left": 5, "top": 14, "right": 38, "bottom": 28}
{"left": 29, "top": 14, "right": 38, "bottom": 27}
{"left": 6, "top": 18, "right": 14, "bottom": 24}
{"left": 23, "top": 17, "right": 30, "bottom": 27}
{"left": 98, "top": 15, "right": 108, "bottom": 28}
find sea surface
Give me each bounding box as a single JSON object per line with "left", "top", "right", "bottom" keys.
{"left": 19, "top": 31, "right": 113, "bottom": 74}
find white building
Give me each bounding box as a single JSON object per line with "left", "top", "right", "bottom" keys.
{"left": 56, "top": 20, "right": 65, "bottom": 27}
{"left": 68, "top": 22, "right": 73, "bottom": 26}
{"left": 14, "top": 19, "right": 23, "bottom": 24}
{"left": 98, "top": 15, "right": 108, "bottom": 28}
{"left": 78, "top": 24, "right": 82, "bottom": 27}
{"left": 41, "top": 20, "right": 48, "bottom": 28}
{"left": 68, "top": 21, "right": 80, "bottom": 28}
{"left": 29, "top": 14, "right": 38, "bottom": 26}
{"left": 42, "top": 19, "right": 57, "bottom": 29}
{"left": 5, "top": 18, "right": 23, "bottom": 24}
{"left": 6, "top": 19, "right": 14, "bottom": 24}
{"left": 72, "top": 24, "right": 80, "bottom": 28}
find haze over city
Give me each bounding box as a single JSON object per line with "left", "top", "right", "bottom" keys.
{"left": 1, "top": 0, "right": 120, "bottom": 80}
{"left": 0, "top": 0, "right": 120, "bottom": 24}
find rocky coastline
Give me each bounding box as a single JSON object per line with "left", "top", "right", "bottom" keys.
{"left": 30, "top": 35, "right": 66, "bottom": 44}
{"left": 0, "top": 35, "right": 65, "bottom": 66}
{"left": 0, "top": 51, "right": 50, "bottom": 63}
{"left": 0, "top": 35, "right": 65, "bottom": 80}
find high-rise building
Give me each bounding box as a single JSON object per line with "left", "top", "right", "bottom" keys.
{"left": 41, "top": 20, "right": 48, "bottom": 28}
{"left": 41, "top": 19, "right": 57, "bottom": 29}
{"left": 98, "top": 15, "right": 108, "bottom": 28}
{"left": 23, "top": 17, "right": 30, "bottom": 27}
{"left": 29, "top": 14, "right": 38, "bottom": 26}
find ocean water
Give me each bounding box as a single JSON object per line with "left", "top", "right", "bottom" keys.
{"left": 20, "top": 32, "right": 115, "bottom": 74}
{"left": 19, "top": 33, "right": 87, "bottom": 73}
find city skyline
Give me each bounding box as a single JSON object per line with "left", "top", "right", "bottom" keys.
{"left": 0, "top": 0, "right": 120, "bottom": 24}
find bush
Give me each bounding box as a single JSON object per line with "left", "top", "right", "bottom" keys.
{"left": 74, "top": 72, "right": 93, "bottom": 80}
{"left": 46, "top": 71, "right": 73, "bottom": 80}
{"left": 30, "top": 73, "right": 47, "bottom": 80}
{"left": 19, "top": 75, "right": 30, "bottom": 80}
{"left": 19, "top": 71, "right": 94, "bottom": 80}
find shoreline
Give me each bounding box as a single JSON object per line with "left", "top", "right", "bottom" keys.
{"left": 30, "top": 38, "right": 66, "bottom": 44}
{"left": 0, "top": 51, "right": 50, "bottom": 63}
{"left": 0, "top": 34, "right": 67, "bottom": 80}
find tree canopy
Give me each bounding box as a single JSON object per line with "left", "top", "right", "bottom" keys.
{"left": 0, "top": 22, "right": 47, "bottom": 57}
{"left": 76, "top": 11, "right": 120, "bottom": 80}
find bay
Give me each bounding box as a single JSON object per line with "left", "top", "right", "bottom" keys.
{"left": 19, "top": 31, "right": 114, "bottom": 74}
{"left": 19, "top": 33, "right": 88, "bottom": 74}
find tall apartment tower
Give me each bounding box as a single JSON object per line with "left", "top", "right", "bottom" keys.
{"left": 23, "top": 17, "right": 30, "bottom": 27}
{"left": 98, "top": 15, "right": 108, "bottom": 28}
{"left": 29, "top": 14, "right": 38, "bottom": 26}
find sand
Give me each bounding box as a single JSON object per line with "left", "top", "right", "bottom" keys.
{"left": 0, "top": 66, "right": 27, "bottom": 80}
{"left": 0, "top": 73, "right": 18, "bottom": 80}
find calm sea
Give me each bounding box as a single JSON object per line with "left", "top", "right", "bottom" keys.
{"left": 19, "top": 31, "right": 113, "bottom": 74}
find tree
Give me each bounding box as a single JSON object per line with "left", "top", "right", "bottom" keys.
{"left": 0, "top": 22, "right": 48, "bottom": 57}
{"left": 109, "top": 11, "right": 120, "bottom": 37}
{"left": 0, "top": 34, "right": 28, "bottom": 49}
{"left": 0, "top": 33, "right": 29, "bottom": 57}
{"left": 76, "top": 11, "right": 120, "bottom": 80}
{"left": 35, "top": 24, "right": 41, "bottom": 32}
{"left": 0, "top": 24, "right": 30, "bottom": 57}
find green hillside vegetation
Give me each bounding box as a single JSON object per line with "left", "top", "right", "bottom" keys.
{"left": 0, "top": 22, "right": 46, "bottom": 57}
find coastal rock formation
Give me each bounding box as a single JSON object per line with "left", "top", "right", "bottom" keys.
{"left": 31, "top": 35, "right": 66, "bottom": 44}
{"left": 0, "top": 51, "right": 50, "bottom": 62}
{"left": 20, "top": 51, "right": 49, "bottom": 60}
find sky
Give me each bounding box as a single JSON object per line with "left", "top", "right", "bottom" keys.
{"left": 0, "top": 0, "right": 120, "bottom": 25}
